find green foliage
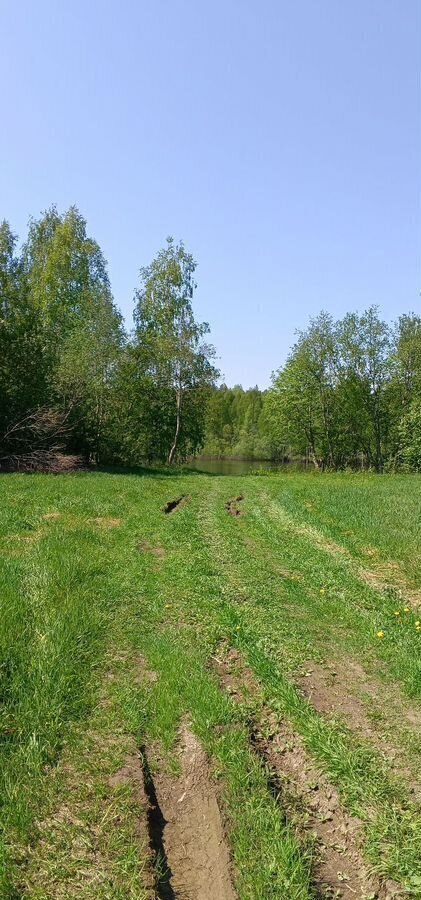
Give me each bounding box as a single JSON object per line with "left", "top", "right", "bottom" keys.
{"left": 0, "top": 207, "right": 125, "bottom": 465}
{"left": 129, "top": 237, "right": 218, "bottom": 463}
{"left": 2, "top": 204, "right": 421, "bottom": 471}
{"left": 0, "top": 217, "right": 216, "bottom": 468}
{"left": 266, "top": 307, "right": 420, "bottom": 471}
{"left": 202, "top": 384, "right": 274, "bottom": 459}
{"left": 398, "top": 401, "right": 421, "bottom": 470}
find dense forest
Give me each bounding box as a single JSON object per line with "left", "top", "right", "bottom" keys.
{"left": 202, "top": 386, "right": 275, "bottom": 460}
{"left": 1, "top": 205, "right": 421, "bottom": 472}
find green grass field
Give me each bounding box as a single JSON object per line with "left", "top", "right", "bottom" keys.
{"left": 1, "top": 470, "right": 420, "bottom": 899}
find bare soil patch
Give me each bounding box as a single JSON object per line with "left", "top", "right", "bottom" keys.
{"left": 163, "top": 496, "right": 187, "bottom": 514}
{"left": 297, "top": 660, "right": 421, "bottom": 802}
{"left": 297, "top": 658, "right": 421, "bottom": 732}
{"left": 225, "top": 495, "right": 244, "bottom": 517}
{"left": 88, "top": 516, "right": 122, "bottom": 528}
{"left": 213, "top": 646, "right": 387, "bottom": 899}
{"left": 359, "top": 566, "right": 421, "bottom": 610}
{"left": 144, "top": 724, "right": 237, "bottom": 900}
{"left": 138, "top": 541, "right": 166, "bottom": 559}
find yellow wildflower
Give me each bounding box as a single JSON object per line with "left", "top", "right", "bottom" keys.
{"left": 415, "top": 620, "right": 421, "bottom": 627}
{"left": 394, "top": 611, "right": 401, "bottom": 617}
{"left": 320, "top": 588, "right": 326, "bottom": 595}
{"left": 403, "top": 607, "right": 410, "bottom": 613}
{"left": 376, "top": 630, "right": 385, "bottom": 638}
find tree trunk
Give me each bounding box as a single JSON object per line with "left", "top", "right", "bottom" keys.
{"left": 310, "top": 451, "right": 320, "bottom": 469}
{"left": 168, "top": 389, "right": 182, "bottom": 464}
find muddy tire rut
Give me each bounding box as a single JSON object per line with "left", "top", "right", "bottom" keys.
{"left": 163, "top": 496, "right": 187, "bottom": 514}
{"left": 212, "top": 646, "right": 390, "bottom": 900}
{"left": 136, "top": 724, "right": 237, "bottom": 899}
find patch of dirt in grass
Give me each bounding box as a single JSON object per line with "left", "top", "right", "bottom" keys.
{"left": 297, "top": 659, "right": 421, "bottom": 800}
{"left": 362, "top": 546, "right": 379, "bottom": 558}
{"left": 0, "top": 530, "right": 44, "bottom": 555}
{"left": 133, "top": 654, "right": 159, "bottom": 684}
{"left": 163, "top": 496, "right": 187, "bottom": 514}
{"left": 138, "top": 541, "right": 166, "bottom": 559}
{"left": 17, "top": 528, "right": 44, "bottom": 544}
{"left": 212, "top": 646, "right": 258, "bottom": 703}
{"left": 146, "top": 723, "right": 237, "bottom": 900}
{"left": 213, "top": 646, "right": 387, "bottom": 900}
{"left": 88, "top": 516, "right": 122, "bottom": 528}
{"left": 225, "top": 495, "right": 244, "bottom": 517}
{"left": 359, "top": 565, "right": 421, "bottom": 609}
{"left": 297, "top": 658, "right": 421, "bottom": 731}
{"left": 105, "top": 651, "right": 158, "bottom": 686}
{"left": 42, "top": 511, "right": 62, "bottom": 520}
{"left": 293, "top": 520, "right": 348, "bottom": 557}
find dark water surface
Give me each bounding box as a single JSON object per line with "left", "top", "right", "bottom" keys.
{"left": 187, "top": 458, "right": 298, "bottom": 476}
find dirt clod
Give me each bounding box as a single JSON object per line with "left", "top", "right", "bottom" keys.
{"left": 225, "top": 495, "right": 244, "bottom": 517}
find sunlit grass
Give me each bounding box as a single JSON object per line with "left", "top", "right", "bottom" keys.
{"left": 0, "top": 470, "right": 420, "bottom": 897}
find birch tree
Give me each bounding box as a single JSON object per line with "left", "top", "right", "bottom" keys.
{"left": 133, "top": 238, "right": 218, "bottom": 463}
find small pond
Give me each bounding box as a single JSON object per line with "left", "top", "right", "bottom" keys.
{"left": 187, "top": 458, "right": 306, "bottom": 476}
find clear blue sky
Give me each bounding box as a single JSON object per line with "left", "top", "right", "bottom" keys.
{"left": 1, "top": 1, "right": 420, "bottom": 387}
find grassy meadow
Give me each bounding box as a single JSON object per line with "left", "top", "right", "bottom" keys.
{"left": 0, "top": 469, "right": 421, "bottom": 899}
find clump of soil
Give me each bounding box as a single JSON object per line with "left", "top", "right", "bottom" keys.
{"left": 142, "top": 724, "right": 237, "bottom": 900}
{"left": 225, "top": 495, "right": 244, "bottom": 517}
{"left": 213, "top": 645, "right": 385, "bottom": 900}
{"left": 163, "top": 496, "right": 187, "bottom": 514}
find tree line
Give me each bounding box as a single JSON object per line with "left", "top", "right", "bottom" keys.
{"left": 264, "top": 308, "right": 421, "bottom": 471}
{"left": 1, "top": 205, "right": 420, "bottom": 471}
{"left": 0, "top": 207, "right": 217, "bottom": 469}
{"left": 203, "top": 309, "right": 421, "bottom": 471}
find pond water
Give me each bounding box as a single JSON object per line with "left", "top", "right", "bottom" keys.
{"left": 187, "top": 457, "right": 303, "bottom": 476}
